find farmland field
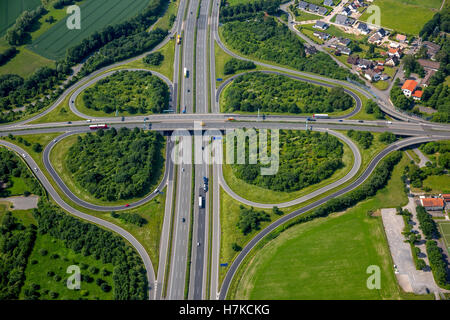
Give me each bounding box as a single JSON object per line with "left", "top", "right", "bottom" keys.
{"left": 359, "top": 0, "right": 442, "bottom": 35}
{"left": 0, "top": 0, "right": 41, "bottom": 36}
{"left": 29, "top": 0, "right": 151, "bottom": 60}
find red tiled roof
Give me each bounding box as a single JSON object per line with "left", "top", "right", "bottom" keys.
{"left": 402, "top": 80, "right": 418, "bottom": 92}
{"left": 442, "top": 194, "right": 450, "bottom": 201}
{"left": 396, "top": 34, "right": 407, "bottom": 41}
{"left": 421, "top": 198, "right": 444, "bottom": 207}
{"left": 412, "top": 90, "right": 423, "bottom": 98}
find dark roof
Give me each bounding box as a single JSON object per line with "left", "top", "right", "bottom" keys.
{"left": 298, "top": 1, "right": 308, "bottom": 9}
{"left": 314, "top": 21, "right": 329, "bottom": 29}
{"left": 324, "top": 0, "right": 334, "bottom": 6}
{"left": 318, "top": 6, "right": 328, "bottom": 15}
{"left": 377, "top": 28, "right": 387, "bottom": 37}
{"left": 335, "top": 14, "right": 348, "bottom": 25}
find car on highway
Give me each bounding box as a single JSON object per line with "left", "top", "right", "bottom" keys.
{"left": 182, "top": 167, "right": 185, "bottom": 172}
{"left": 197, "top": 242, "right": 200, "bottom": 246}
{"left": 227, "top": 117, "right": 235, "bottom": 121}
{"left": 34, "top": 167, "right": 38, "bottom": 172}
{"left": 86, "top": 119, "right": 92, "bottom": 123}
{"left": 154, "top": 188, "right": 159, "bottom": 193}
{"left": 203, "top": 184, "right": 208, "bottom": 192}
{"left": 125, "top": 204, "right": 130, "bottom": 207}
{"left": 182, "top": 217, "right": 186, "bottom": 223}
{"left": 386, "top": 121, "right": 392, "bottom": 124}
{"left": 358, "top": 120, "right": 364, "bottom": 123}
{"left": 338, "top": 119, "right": 343, "bottom": 122}
{"left": 121, "top": 116, "right": 125, "bottom": 121}
{"left": 22, "top": 154, "right": 26, "bottom": 158}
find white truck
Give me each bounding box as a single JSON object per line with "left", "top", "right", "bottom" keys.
{"left": 198, "top": 196, "right": 203, "bottom": 208}
{"left": 184, "top": 68, "right": 188, "bottom": 78}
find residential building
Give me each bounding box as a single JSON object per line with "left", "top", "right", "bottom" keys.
{"left": 357, "top": 22, "right": 370, "bottom": 35}
{"left": 338, "top": 37, "right": 351, "bottom": 46}
{"left": 364, "top": 69, "right": 380, "bottom": 81}
{"left": 368, "top": 33, "right": 382, "bottom": 45}
{"left": 385, "top": 56, "right": 399, "bottom": 67}
{"left": 324, "top": 0, "right": 334, "bottom": 6}
{"left": 388, "top": 48, "right": 402, "bottom": 58}
{"left": 335, "top": 14, "right": 354, "bottom": 26}
{"left": 348, "top": 3, "right": 358, "bottom": 12}
{"left": 377, "top": 28, "right": 388, "bottom": 37}
{"left": 298, "top": 1, "right": 309, "bottom": 10}
{"left": 420, "top": 198, "right": 444, "bottom": 211}
{"left": 422, "top": 70, "right": 436, "bottom": 87}
{"left": 412, "top": 90, "right": 423, "bottom": 101}
{"left": 380, "top": 73, "right": 390, "bottom": 81}
{"left": 358, "top": 58, "right": 373, "bottom": 69}
{"left": 342, "top": 7, "right": 351, "bottom": 16}
{"left": 337, "top": 45, "right": 351, "bottom": 55}
{"left": 396, "top": 34, "right": 407, "bottom": 43}
{"left": 313, "top": 31, "right": 330, "bottom": 40}
{"left": 313, "top": 21, "right": 329, "bottom": 30}
{"left": 442, "top": 194, "right": 450, "bottom": 203}
{"left": 401, "top": 79, "right": 418, "bottom": 97}
{"left": 309, "top": 3, "right": 319, "bottom": 12}
{"left": 318, "top": 6, "right": 328, "bottom": 15}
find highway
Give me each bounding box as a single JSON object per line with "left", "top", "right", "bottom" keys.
{"left": 0, "top": 0, "right": 449, "bottom": 303}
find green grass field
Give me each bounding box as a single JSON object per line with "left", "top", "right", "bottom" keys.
{"left": 438, "top": 222, "right": 450, "bottom": 256}
{"left": 229, "top": 153, "right": 425, "bottom": 300}
{"left": 422, "top": 174, "right": 450, "bottom": 193}
{"left": 20, "top": 233, "right": 115, "bottom": 300}
{"left": 6, "top": 176, "right": 28, "bottom": 196}
{"left": 29, "top": 0, "right": 151, "bottom": 60}
{"left": 359, "top": 0, "right": 441, "bottom": 35}
{"left": 0, "top": 0, "right": 41, "bottom": 36}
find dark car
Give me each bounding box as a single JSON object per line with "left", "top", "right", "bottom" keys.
{"left": 358, "top": 120, "right": 364, "bottom": 123}
{"left": 121, "top": 116, "right": 125, "bottom": 121}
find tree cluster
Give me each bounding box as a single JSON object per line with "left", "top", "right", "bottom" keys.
{"left": 416, "top": 206, "right": 438, "bottom": 240}
{"left": 118, "top": 213, "right": 148, "bottom": 227}
{"left": 221, "top": 15, "right": 358, "bottom": 81}
{"left": 219, "top": 0, "right": 281, "bottom": 23}
{"left": 364, "top": 100, "right": 384, "bottom": 119}
{"left": 347, "top": 130, "right": 373, "bottom": 149}
{"left": 0, "top": 212, "right": 37, "bottom": 299}
{"left": 237, "top": 205, "right": 271, "bottom": 235}
{"left": 66, "top": 128, "right": 164, "bottom": 201}
{"left": 426, "top": 240, "right": 450, "bottom": 288}
{"left": 33, "top": 200, "right": 148, "bottom": 299}
{"left": 5, "top": 6, "right": 47, "bottom": 46}
{"left": 231, "top": 130, "right": 344, "bottom": 192}
{"left": 0, "top": 147, "right": 42, "bottom": 197}
{"left": 224, "top": 72, "right": 354, "bottom": 114}
{"left": 420, "top": 7, "right": 450, "bottom": 40}
{"left": 378, "top": 132, "right": 397, "bottom": 144}
{"left": 53, "top": 0, "right": 82, "bottom": 9}
{"left": 0, "top": 47, "right": 17, "bottom": 66}
{"left": 420, "top": 141, "right": 450, "bottom": 169}
{"left": 143, "top": 52, "right": 164, "bottom": 66}
{"left": 82, "top": 70, "right": 169, "bottom": 114}
{"left": 223, "top": 58, "right": 256, "bottom": 75}
{"left": 403, "top": 161, "right": 445, "bottom": 188}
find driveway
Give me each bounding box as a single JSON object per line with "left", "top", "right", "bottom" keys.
{"left": 381, "top": 208, "right": 440, "bottom": 295}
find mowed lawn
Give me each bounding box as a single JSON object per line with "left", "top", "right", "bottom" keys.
{"left": 232, "top": 154, "right": 419, "bottom": 300}
{"left": 360, "top": 0, "right": 442, "bottom": 35}
{"left": 0, "top": 0, "right": 41, "bottom": 36}
{"left": 438, "top": 222, "right": 450, "bottom": 256}
{"left": 29, "top": 0, "right": 150, "bottom": 60}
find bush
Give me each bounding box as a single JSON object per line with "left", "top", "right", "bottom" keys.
{"left": 143, "top": 52, "right": 164, "bottom": 66}
{"left": 232, "top": 243, "right": 242, "bottom": 251}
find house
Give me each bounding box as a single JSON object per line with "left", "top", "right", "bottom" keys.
{"left": 298, "top": 1, "right": 309, "bottom": 10}
{"left": 385, "top": 56, "right": 399, "bottom": 67}
{"left": 368, "top": 33, "right": 382, "bottom": 45}
{"left": 309, "top": 3, "right": 319, "bottom": 12}
{"left": 358, "top": 58, "right": 374, "bottom": 69}
{"left": 389, "top": 41, "right": 400, "bottom": 49}
{"left": 374, "top": 65, "right": 384, "bottom": 73}
{"left": 324, "top": 0, "right": 334, "bottom": 6}
{"left": 347, "top": 55, "right": 360, "bottom": 65}
{"left": 412, "top": 90, "right": 423, "bottom": 101}
{"left": 338, "top": 37, "right": 351, "bottom": 46}
{"left": 348, "top": 3, "right": 358, "bottom": 12}
{"left": 401, "top": 80, "right": 418, "bottom": 97}
{"left": 313, "top": 31, "right": 330, "bottom": 40}
{"left": 380, "top": 73, "right": 390, "bottom": 81}
{"left": 422, "top": 41, "right": 441, "bottom": 60}
{"left": 313, "top": 21, "right": 329, "bottom": 30}
{"left": 442, "top": 194, "right": 450, "bottom": 203}
{"left": 377, "top": 28, "right": 388, "bottom": 37}
{"left": 341, "top": 7, "right": 351, "bottom": 16}
{"left": 318, "top": 6, "right": 328, "bottom": 15}
{"left": 377, "top": 60, "right": 385, "bottom": 66}
{"left": 396, "top": 34, "right": 407, "bottom": 43}
{"left": 335, "top": 14, "right": 354, "bottom": 26}
{"left": 355, "top": 0, "right": 365, "bottom": 6}
{"left": 417, "top": 59, "right": 441, "bottom": 72}
{"left": 337, "top": 45, "right": 351, "bottom": 55}
{"left": 420, "top": 198, "right": 444, "bottom": 211}
{"left": 364, "top": 69, "right": 380, "bottom": 82}
{"left": 305, "top": 45, "right": 318, "bottom": 55}
{"left": 388, "top": 48, "right": 401, "bottom": 58}
{"left": 357, "top": 22, "right": 370, "bottom": 35}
